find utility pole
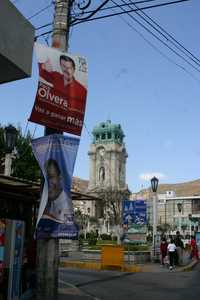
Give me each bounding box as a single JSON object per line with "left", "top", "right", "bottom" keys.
{"left": 36, "top": 1, "right": 71, "bottom": 299}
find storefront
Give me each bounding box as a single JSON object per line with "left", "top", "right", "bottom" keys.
{"left": 0, "top": 175, "right": 39, "bottom": 299}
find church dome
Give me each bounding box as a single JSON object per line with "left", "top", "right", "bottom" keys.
{"left": 92, "top": 120, "right": 125, "bottom": 144}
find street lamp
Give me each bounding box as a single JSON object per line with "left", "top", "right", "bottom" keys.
{"left": 151, "top": 176, "right": 159, "bottom": 260}
{"left": 4, "top": 125, "right": 18, "bottom": 176}
{"left": 188, "top": 213, "right": 192, "bottom": 240}
{"left": 177, "top": 202, "right": 183, "bottom": 233}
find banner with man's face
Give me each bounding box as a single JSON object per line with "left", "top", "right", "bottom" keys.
{"left": 31, "top": 134, "right": 80, "bottom": 239}
{"left": 29, "top": 43, "right": 88, "bottom": 136}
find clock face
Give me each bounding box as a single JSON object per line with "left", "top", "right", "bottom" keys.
{"left": 99, "top": 148, "right": 105, "bottom": 156}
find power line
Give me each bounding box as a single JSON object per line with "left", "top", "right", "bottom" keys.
{"left": 71, "top": 0, "right": 190, "bottom": 25}
{"left": 107, "top": 0, "right": 200, "bottom": 83}
{"left": 131, "top": 0, "right": 200, "bottom": 66}
{"left": 35, "top": 30, "right": 53, "bottom": 40}
{"left": 110, "top": 0, "right": 200, "bottom": 74}
{"left": 28, "top": 2, "right": 53, "bottom": 20}
{"left": 71, "top": 0, "right": 159, "bottom": 17}
{"left": 122, "top": 0, "right": 200, "bottom": 68}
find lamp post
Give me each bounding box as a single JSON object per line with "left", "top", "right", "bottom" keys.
{"left": 4, "top": 125, "right": 18, "bottom": 176}
{"left": 188, "top": 213, "right": 192, "bottom": 240}
{"left": 87, "top": 207, "right": 91, "bottom": 233}
{"left": 151, "top": 176, "right": 159, "bottom": 260}
{"left": 177, "top": 202, "right": 183, "bottom": 233}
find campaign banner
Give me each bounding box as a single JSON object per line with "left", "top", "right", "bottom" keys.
{"left": 29, "top": 43, "right": 88, "bottom": 136}
{"left": 31, "top": 134, "right": 80, "bottom": 239}
{"left": 123, "top": 200, "right": 135, "bottom": 225}
{"left": 134, "top": 200, "right": 147, "bottom": 225}
{"left": 123, "top": 200, "right": 147, "bottom": 226}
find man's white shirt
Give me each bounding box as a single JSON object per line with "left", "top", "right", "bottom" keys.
{"left": 47, "top": 190, "right": 73, "bottom": 222}
{"left": 167, "top": 243, "right": 176, "bottom": 252}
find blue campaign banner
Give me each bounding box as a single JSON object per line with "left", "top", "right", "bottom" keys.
{"left": 134, "top": 200, "right": 147, "bottom": 225}
{"left": 31, "top": 134, "right": 80, "bottom": 239}
{"left": 123, "top": 200, "right": 147, "bottom": 225}
{"left": 123, "top": 200, "right": 135, "bottom": 225}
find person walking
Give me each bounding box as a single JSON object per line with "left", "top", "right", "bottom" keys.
{"left": 174, "top": 231, "right": 184, "bottom": 265}
{"left": 167, "top": 238, "right": 177, "bottom": 270}
{"left": 190, "top": 236, "right": 199, "bottom": 260}
{"left": 160, "top": 237, "right": 168, "bottom": 266}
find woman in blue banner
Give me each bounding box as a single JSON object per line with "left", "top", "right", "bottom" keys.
{"left": 44, "top": 158, "right": 73, "bottom": 223}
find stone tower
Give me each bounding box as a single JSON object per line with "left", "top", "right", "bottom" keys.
{"left": 88, "top": 120, "right": 128, "bottom": 222}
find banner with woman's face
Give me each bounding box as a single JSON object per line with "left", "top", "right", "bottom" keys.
{"left": 31, "top": 134, "right": 80, "bottom": 239}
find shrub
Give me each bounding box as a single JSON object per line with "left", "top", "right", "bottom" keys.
{"left": 100, "top": 234, "right": 112, "bottom": 240}
{"left": 87, "top": 231, "right": 97, "bottom": 246}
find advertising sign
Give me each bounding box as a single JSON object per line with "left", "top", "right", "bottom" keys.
{"left": 123, "top": 200, "right": 147, "bottom": 226}
{"left": 123, "top": 200, "right": 135, "bottom": 225}
{"left": 32, "top": 134, "right": 79, "bottom": 239}
{"left": 29, "top": 43, "right": 88, "bottom": 136}
{"left": 134, "top": 200, "right": 147, "bottom": 225}
{"left": 195, "top": 232, "right": 200, "bottom": 248}
{"left": 8, "top": 220, "right": 25, "bottom": 300}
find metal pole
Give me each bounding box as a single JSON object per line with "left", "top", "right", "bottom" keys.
{"left": 4, "top": 153, "right": 12, "bottom": 176}
{"left": 152, "top": 192, "right": 157, "bottom": 258}
{"left": 37, "top": 1, "right": 71, "bottom": 299}
{"left": 179, "top": 213, "right": 181, "bottom": 233}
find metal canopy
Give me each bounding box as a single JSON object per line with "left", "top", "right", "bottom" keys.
{"left": 0, "top": 174, "right": 100, "bottom": 202}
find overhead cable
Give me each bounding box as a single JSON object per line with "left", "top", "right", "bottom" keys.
{"left": 107, "top": 0, "right": 200, "bottom": 83}
{"left": 124, "top": 0, "right": 200, "bottom": 67}
{"left": 71, "top": 0, "right": 190, "bottom": 25}
{"left": 28, "top": 2, "right": 53, "bottom": 20}
{"left": 111, "top": 0, "right": 200, "bottom": 74}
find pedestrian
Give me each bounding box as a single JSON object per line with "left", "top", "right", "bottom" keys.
{"left": 174, "top": 231, "right": 184, "bottom": 265}
{"left": 160, "top": 237, "right": 168, "bottom": 266}
{"left": 190, "top": 236, "right": 199, "bottom": 260}
{"left": 167, "top": 238, "right": 177, "bottom": 270}
{"left": 20, "top": 239, "right": 37, "bottom": 300}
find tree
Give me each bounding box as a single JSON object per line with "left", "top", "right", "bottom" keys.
{"left": 157, "top": 223, "right": 171, "bottom": 234}
{"left": 0, "top": 124, "right": 40, "bottom": 181}
{"left": 89, "top": 187, "right": 130, "bottom": 244}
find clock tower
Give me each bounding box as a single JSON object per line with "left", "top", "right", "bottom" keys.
{"left": 88, "top": 120, "right": 128, "bottom": 221}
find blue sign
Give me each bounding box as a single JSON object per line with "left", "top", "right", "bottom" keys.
{"left": 123, "top": 200, "right": 147, "bottom": 226}
{"left": 134, "top": 200, "right": 147, "bottom": 225}
{"left": 32, "top": 134, "right": 80, "bottom": 239}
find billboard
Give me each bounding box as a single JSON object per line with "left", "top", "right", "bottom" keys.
{"left": 29, "top": 43, "right": 87, "bottom": 136}
{"left": 123, "top": 200, "right": 147, "bottom": 226}
{"left": 31, "top": 134, "right": 79, "bottom": 239}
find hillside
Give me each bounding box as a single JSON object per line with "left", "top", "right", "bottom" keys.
{"left": 134, "top": 179, "right": 200, "bottom": 198}
{"left": 72, "top": 177, "right": 200, "bottom": 198}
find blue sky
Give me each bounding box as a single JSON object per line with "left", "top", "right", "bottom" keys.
{"left": 1, "top": 0, "right": 200, "bottom": 192}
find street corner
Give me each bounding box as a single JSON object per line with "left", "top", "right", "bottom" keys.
{"left": 177, "top": 259, "right": 199, "bottom": 272}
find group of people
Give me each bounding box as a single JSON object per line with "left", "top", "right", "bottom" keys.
{"left": 160, "top": 231, "right": 199, "bottom": 271}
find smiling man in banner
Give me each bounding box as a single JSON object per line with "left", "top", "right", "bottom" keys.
{"left": 39, "top": 54, "right": 87, "bottom": 114}
{"left": 43, "top": 158, "right": 73, "bottom": 222}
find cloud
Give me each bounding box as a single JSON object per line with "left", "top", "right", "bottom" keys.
{"left": 139, "top": 172, "right": 166, "bottom": 181}
{"left": 114, "top": 68, "right": 128, "bottom": 79}
{"left": 163, "top": 139, "right": 173, "bottom": 150}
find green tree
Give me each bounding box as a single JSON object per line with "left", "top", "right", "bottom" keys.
{"left": 0, "top": 124, "right": 40, "bottom": 182}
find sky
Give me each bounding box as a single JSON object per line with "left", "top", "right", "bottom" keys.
{"left": 1, "top": 0, "right": 200, "bottom": 192}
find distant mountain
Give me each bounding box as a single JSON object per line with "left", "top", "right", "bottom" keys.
{"left": 133, "top": 179, "right": 200, "bottom": 198}
{"left": 72, "top": 177, "right": 89, "bottom": 193}
{"left": 71, "top": 177, "right": 200, "bottom": 198}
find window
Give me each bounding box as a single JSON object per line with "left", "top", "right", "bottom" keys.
{"left": 192, "top": 199, "right": 200, "bottom": 214}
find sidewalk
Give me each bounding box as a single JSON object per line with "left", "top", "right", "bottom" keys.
{"left": 60, "top": 258, "right": 199, "bottom": 273}
{"left": 58, "top": 280, "right": 96, "bottom": 299}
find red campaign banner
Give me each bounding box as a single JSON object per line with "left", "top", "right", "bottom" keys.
{"left": 29, "top": 43, "right": 88, "bottom": 136}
